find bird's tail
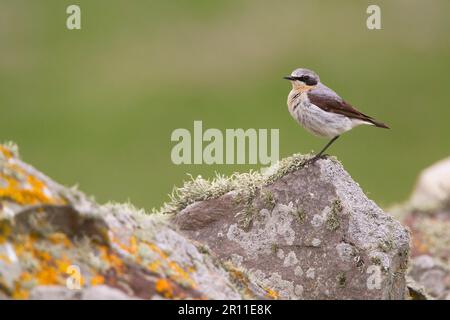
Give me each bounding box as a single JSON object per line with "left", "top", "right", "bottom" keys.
{"left": 369, "top": 118, "right": 390, "bottom": 129}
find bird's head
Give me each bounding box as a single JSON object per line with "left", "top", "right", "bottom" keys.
{"left": 284, "top": 68, "right": 320, "bottom": 91}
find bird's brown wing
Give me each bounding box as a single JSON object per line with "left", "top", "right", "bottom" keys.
{"left": 307, "top": 90, "right": 389, "bottom": 129}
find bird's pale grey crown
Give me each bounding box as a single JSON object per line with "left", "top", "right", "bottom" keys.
{"left": 284, "top": 68, "right": 320, "bottom": 86}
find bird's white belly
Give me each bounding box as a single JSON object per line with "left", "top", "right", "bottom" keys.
{"left": 291, "top": 100, "right": 356, "bottom": 138}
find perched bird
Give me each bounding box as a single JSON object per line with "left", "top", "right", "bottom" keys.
{"left": 284, "top": 68, "right": 389, "bottom": 161}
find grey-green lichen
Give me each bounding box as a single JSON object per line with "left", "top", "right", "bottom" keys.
{"left": 371, "top": 256, "right": 382, "bottom": 266}
{"left": 326, "top": 199, "right": 342, "bottom": 231}
{"left": 263, "top": 153, "right": 312, "bottom": 185}
{"left": 378, "top": 239, "right": 394, "bottom": 253}
{"left": 196, "top": 244, "right": 211, "bottom": 255}
{"left": 293, "top": 207, "right": 307, "bottom": 224}
{"left": 417, "top": 218, "right": 450, "bottom": 265}
{"left": 261, "top": 190, "right": 276, "bottom": 211}
{"left": 271, "top": 243, "right": 279, "bottom": 255}
{"left": 153, "top": 153, "right": 317, "bottom": 215}
{"left": 336, "top": 272, "right": 347, "bottom": 288}
{"left": 237, "top": 203, "right": 258, "bottom": 231}
{"left": 153, "top": 172, "right": 263, "bottom": 215}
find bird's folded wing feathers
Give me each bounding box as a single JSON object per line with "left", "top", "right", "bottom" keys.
{"left": 307, "top": 88, "right": 389, "bottom": 128}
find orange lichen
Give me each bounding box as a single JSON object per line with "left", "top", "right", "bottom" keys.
{"left": 13, "top": 234, "right": 37, "bottom": 256}
{"left": 0, "top": 222, "right": 12, "bottom": 244}
{"left": 108, "top": 253, "right": 124, "bottom": 271}
{"left": 90, "top": 274, "right": 105, "bottom": 286}
{"left": 155, "top": 278, "right": 174, "bottom": 298}
{"left": 226, "top": 266, "right": 256, "bottom": 298}
{"left": 4, "top": 221, "right": 199, "bottom": 300}
{"left": 48, "top": 232, "right": 72, "bottom": 248}
{"left": 110, "top": 234, "right": 138, "bottom": 256}
{"left": 33, "top": 250, "right": 65, "bottom": 285}
{"left": 129, "top": 236, "right": 138, "bottom": 255}
{"left": 412, "top": 235, "right": 429, "bottom": 256}
{"left": 19, "top": 272, "right": 34, "bottom": 283}
{"left": 8, "top": 235, "right": 75, "bottom": 299}
{"left": 0, "top": 145, "right": 14, "bottom": 159}
{"left": 265, "top": 288, "right": 279, "bottom": 299}
{"left": 12, "top": 283, "right": 29, "bottom": 300}
{"left": 99, "top": 245, "right": 124, "bottom": 274}
{"left": 228, "top": 268, "right": 249, "bottom": 285}
{"left": 0, "top": 228, "right": 119, "bottom": 299}
{"left": 147, "top": 260, "right": 162, "bottom": 273}
{"left": 146, "top": 242, "right": 166, "bottom": 257}
{"left": 0, "top": 253, "right": 11, "bottom": 264}
{"left": 187, "top": 266, "right": 196, "bottom": 273}
{"left": 167, "top": 261, "right": 196, "bottom": 288}
{"left": 35, "top": 250, "right": 53, "bottom": 263}
{"left": 108, "top": 235, "right": 197, "bottom": 290}
{"left": 144, "top": 242, "right": 196, "bottom": 288}
{"left": 55, "top": 255, "right": 72, "bottom": 274}
{"left": 35, "top": 268, "right": 59, "bottom": 285}
{"left": 0, "top": 168, "right": 66, "bottom": 206}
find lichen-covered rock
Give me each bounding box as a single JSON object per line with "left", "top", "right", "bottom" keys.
{"left": 403, "top": 212, "right": 450, "bottom": 266}
{"left": 408, "top": 157, "right": 450, "bottom": 212}
{"left": 29, "top": 285, "right": 140, "bottom": 300}
{"left": 408, "top": 255, "right": 450, "bottom": 300}
{"left": 0, "top": 143, "right": 242, "bottom": 300}
{"left": 0, "top": 143, "right": 413, "bottom": 300}
{"left": 405, "top": 276, "right": 432, "bottom": 300}
{"left": 391, "top": 157, "right": 450, "bottom": 300}
{"left": 171, "top": 154, "right": 410, "bottom": 300}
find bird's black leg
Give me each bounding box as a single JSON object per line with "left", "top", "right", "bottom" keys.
{"left": 308, "top": 135, "right": 340, "bottom": 163}
{"left": 316, "top": 135, "right": 340, "bottom": 158}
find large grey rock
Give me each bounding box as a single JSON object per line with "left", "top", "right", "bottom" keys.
{"left": 408, "top": 157, "right": 450, "bottom": 212}
{"left": 408, "top": 255, "right": 450, "bottom": 299}
{"left": 0, "top": 143, "right": 411, "bottom": 300}
{"left": 391, "top": 157, "right": 450, "bottom": 299}
{"left": 0, "top": 143, "right": 242, "bottom": 300}
{"left": 392, "top": 157, "right": 450, "bottom": 265}
{"left": 172, "top": 155, "right": 410, "bottom": 299}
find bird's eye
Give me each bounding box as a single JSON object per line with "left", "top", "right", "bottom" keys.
{"left": 299, "top": 75, "right": 317, "bottom": 86}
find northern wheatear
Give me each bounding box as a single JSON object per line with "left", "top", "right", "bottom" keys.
{"left": 284, "top": 68, "right": 389, "bottom": 161}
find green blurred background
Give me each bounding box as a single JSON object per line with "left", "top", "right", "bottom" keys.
{"left": 1, "top": 0, "right": 449, "bottom": 210}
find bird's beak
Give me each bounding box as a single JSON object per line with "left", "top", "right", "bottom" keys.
{"left": 283, "top": 76, "right": 296, "bottom": 81}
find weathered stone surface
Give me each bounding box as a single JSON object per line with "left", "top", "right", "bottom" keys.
{"left": 403, "top": 213, "right": 450, "bottom": 267}
{"left": 408, "top": 255, "right": 450, "bottom": 300}
{"left": 390, "top": 157, "right": 450, "bottom": 300}
{"left": 0, "top": 144, "right": 242, "bottom": 300}
{"left": 29, "top": 285, "right": 140, "bottom": 300}
{"left": 0, "top": 143, "right": 412, "bottom": 300}
{"left": 408, "top": 157, "right": 450, "bottom": 212}
{"left": 405, "top": 276, "right": 432, "bottom": 300}
{"left": 173, "top": 155, "right": 410, "bottom": 299}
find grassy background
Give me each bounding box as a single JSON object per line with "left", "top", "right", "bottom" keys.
{"left": 1, "top": 0, "right": 449, "bottom": 210}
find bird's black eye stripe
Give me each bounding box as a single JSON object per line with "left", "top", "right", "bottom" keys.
{"left": 295, "top": 75, "right": 317, "bottom": 86}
